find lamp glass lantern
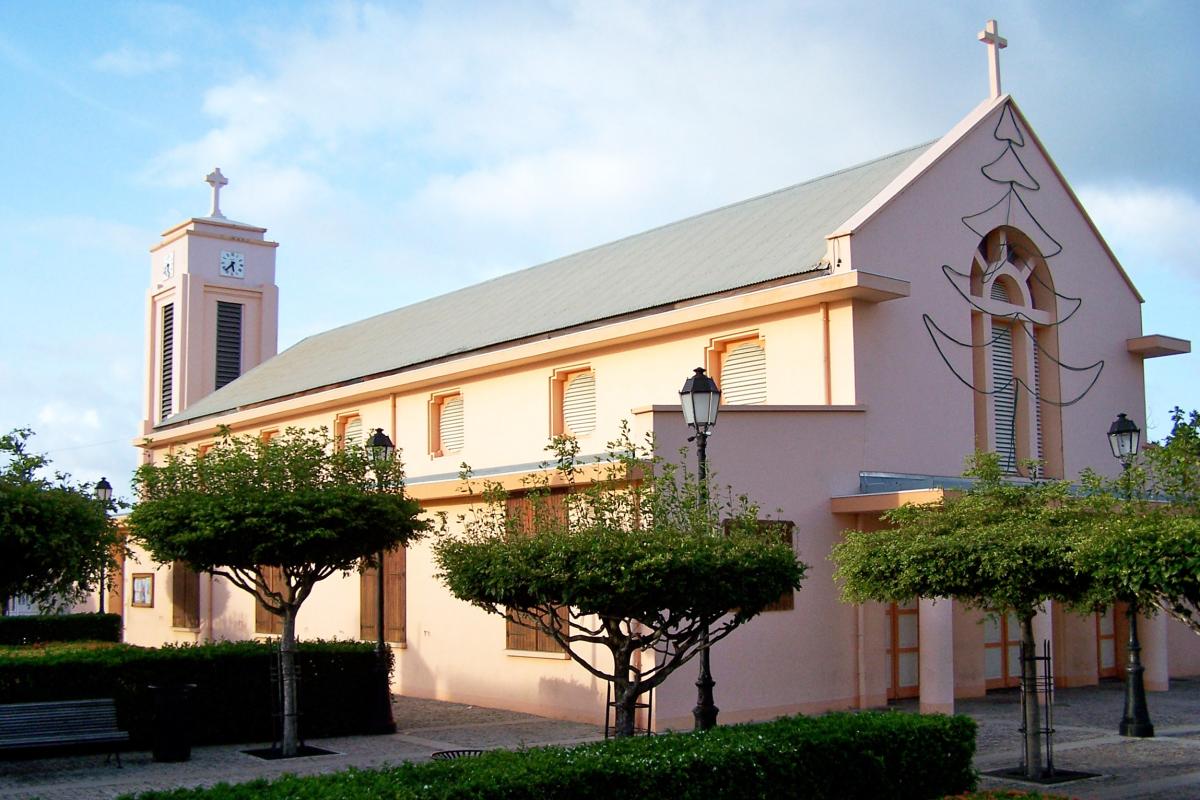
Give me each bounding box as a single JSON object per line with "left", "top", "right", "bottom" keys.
{"left": 679, "top": 368, "right": 721, "bottom": 434}
{"left": 1107, "top": 413, "right": 1141, "bottom": 460}
{"left": 94, "top": 477, "right": 113, "bottom": 504}
{"left": 368, "top": 428, "right": 395, "bottom": 464}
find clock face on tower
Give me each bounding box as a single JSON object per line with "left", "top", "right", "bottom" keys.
{"left": 219, "top": 250, "right": 245, "bottom": 279}
{"left": 162, "top": 252, "right": 174, "bottom": 280}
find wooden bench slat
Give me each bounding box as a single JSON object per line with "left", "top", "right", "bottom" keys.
{"left": 0, "top": 699, "right": 129, "bottom": 759}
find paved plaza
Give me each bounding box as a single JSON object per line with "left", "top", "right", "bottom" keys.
{"left": 1, "top": 679, "right": 1196, "bottom": 799}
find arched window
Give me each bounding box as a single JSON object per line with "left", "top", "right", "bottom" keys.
{"left": 970, "top": 228, "right": 1063, "bottom": 477}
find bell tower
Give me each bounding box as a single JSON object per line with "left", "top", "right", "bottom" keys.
{"left": 141, "top": 169, "right": 279, "bottom": 434}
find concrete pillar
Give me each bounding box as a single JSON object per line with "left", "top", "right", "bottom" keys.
{"left": 919, "top": 598, "right": 955, "bottom": 714}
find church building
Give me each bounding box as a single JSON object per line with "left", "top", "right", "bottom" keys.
{"left": 114, "top": 23, "right": 1197, "bottom": 730}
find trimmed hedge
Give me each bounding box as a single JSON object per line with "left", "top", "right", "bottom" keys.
{"left": 0, "top": 613, "right": 122, "bottom": 644}
{"left": 122, "top": 711, "right": 976, "bottom": 800}
{"left": 0, "top": 640, "right": 386, "bottom": 747}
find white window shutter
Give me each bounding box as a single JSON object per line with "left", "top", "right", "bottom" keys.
{"left": 440, "top": 395, "right": 465, "bottom": 452}
{"left": 721, "top": 341, "right": 766, "bottom": 405}
{"left": 562, "top": 373, "right": 596, "bottom": 435}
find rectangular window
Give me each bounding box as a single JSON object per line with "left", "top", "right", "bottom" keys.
{"left": 215, "top": 301, "right": 243, "bottom": 390}
{"left": 991, "top": 322, "right": 1018, "bottom": 474}
{"left": 160, "top": 303, "right": 174, "bottom": 420}
{"left": 429, "top": 392, "right": 464, "bottom": 456}
{"left": 336, "top": 414, "right": 363, "bottom": 450}
{"left": 254, "top": 566, "right": 285, "bottom": 635}
{"left": 131, "top": 574, "right": 155, "bottom": 608}
{"left": 505, "top": 492, "right": 567, "bottom": 653}
{"left": 171, "top": 561, "right": 200, "bottom": 629}
{"left": 360, "top": 547, "right": 407, "bottom": 644}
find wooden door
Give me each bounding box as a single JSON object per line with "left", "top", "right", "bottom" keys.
{"left": 887, "top": 601, "right": 920, "bottom": 700}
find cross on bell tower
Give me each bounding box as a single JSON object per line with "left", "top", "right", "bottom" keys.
{"left": 977, "top": 19, "right": 1008, "bottom": 100}
{"left": 205, "top": 167, "right": 228, "bottom": 219}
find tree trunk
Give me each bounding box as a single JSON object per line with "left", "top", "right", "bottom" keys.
{"left": 610, "top": 647, "right": 638, "bottom": 738}
{"left": 1019, "top": 614, "right": 1043, "bottom": 779}
{"left": 280, "top": 605, "right": 299, "bottom": 757}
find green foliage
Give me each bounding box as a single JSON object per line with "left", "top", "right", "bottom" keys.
{"left": 119, "top": 711, "right": 976, "bottom": 800}
{"left": 1073, "top": 407, "right": 1200, "bottom": 633}
{"left": 832, "top": 452, "right": 1092, "bottom": 618}
{"left": 0, "top": 640, "right": 384, "bottom": 747}
{"left": 0, "top": 428, "right": 119, "bottom": 610}
{"left": 131, "top": 427, "right": 426, "bottom": 590}
{"left": 0, "top": 612, "right": 121, "bottom": 644}
{"left": 435, "top": 425, "right": 806, "bottom": 735}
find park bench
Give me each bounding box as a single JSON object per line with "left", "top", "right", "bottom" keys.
{"left": 0, "top": 698, "right": 130, "bottom": 766}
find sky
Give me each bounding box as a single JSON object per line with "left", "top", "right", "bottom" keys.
{"left": 0, "top": 1, "right": 1196, "bottom": 502}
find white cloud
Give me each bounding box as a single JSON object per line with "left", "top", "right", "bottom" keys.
{"left": 93, "top": 46, "right": 180, "bottom": 76}
{"left": 1077, "top": 184, "right": 1200, "bottom": 281}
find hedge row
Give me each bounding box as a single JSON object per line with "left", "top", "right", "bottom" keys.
{"left": 0, "top": 640, "right": 387, "bottom": 747}
{"left": 123, "top": 710, "right": 977, "bottom": 800}
{"left": 0, "top": 613, "right": 122, "bottom": 644}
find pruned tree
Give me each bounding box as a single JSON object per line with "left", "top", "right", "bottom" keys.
{"left": 0, "top": 428, "right": 119, "bottom": 613}
{"left": 1075, "top": 407, "right": 1200, "bottom": 634}
{"left": 831, "top": 452, "right": 1094, "bottom": 780}
{"left": 129, "top": 427, "right": 428, "bottom": 756}
{"left": 435, "top": 428, "right": 807, "bottom": 737}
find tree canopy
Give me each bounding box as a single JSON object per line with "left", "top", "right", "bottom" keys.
{"left": 435, "top": 428, "right": 806, "bottom": 737}
{"left": 1074, "top": 407, "right": 1200, "bottom": 634}
{"left": 130, "top": 426, "right": 429, "bottom": 755}
{"left": 0, "top": 428, "right": 118, "bottom": 612}
{"left": 831, "top": 451, "right": 1097, "bottom": 779}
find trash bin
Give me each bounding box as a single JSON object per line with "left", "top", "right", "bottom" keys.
{"left": 149, "top": 683, "right": 196, "bottom": 762}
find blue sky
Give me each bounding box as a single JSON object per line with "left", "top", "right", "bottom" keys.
{"left": 1, "top": 1, "right": 1196, "bottom": 500}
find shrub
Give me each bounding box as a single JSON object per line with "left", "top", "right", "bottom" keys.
{"left": 0, "top": 613, "right": 122, "bottom": 644}
{"left": 0, "top": 639, "right": 385, "bottom": 747}
{"left": 121, "top": 710, "right": 976, "bottom": 800}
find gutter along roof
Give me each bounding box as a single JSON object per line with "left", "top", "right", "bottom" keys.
{"left": 162, "top": 142, "right": 932, "bottom": 427}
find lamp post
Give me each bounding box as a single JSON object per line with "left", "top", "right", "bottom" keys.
{"left": 680, "top": 367, "right": 721, "bottom": 731}
{"left": 367, "top": 428, "right": 397, "bottom": 734}
{"left": 1108, "top": 412, "right": 1154, "bottom": 738}
{"left": 94, "top": 477, "right": 113, "bottom": 614}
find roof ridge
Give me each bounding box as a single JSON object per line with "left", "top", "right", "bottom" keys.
{"left": 302, "top": 140, "right": 936, "bottom": 345}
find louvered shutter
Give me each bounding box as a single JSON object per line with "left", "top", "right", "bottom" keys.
{"left": 440, "top": 396, "right": 464, "bottom": 452}
{"left": 504, "top": 494, "right": 566, "bottom": 653}
{"left": 343, "top": 416, "right": 363, "bottom": 449}
{"left": 215, "top": 301, "right": 243, "bottom": 389}
{"left": 992, "top": 323, "right": 1017, "bottom": 474}
{"left": 562, "top": 373, "right": 596, "bottom": 435}
{"left": 171, "top": 561, "right": 200, "bottom": 629}
{"left": 990, "top": 281, "right": 1011, "bottom": 302}
{"left": 255, "top": 566, "right": 284, "bottom": 635}
{"left": 721, "top": 342, "right": 766, "bottom": 405}
{"left": 160, "top": 303, "right": 174, "bottom": 420}
{"left": 1032, "top": 328, "right": 1044, "bottom": 468}
{"left": 361, "top": 547, "right": 407, "bottom": 644}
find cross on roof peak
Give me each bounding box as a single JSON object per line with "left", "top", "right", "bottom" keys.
{"left": 977, "top": 19, "right": 1008, "bottom": 100}
{"left": 205, "top": 168, "right": 228, "bottom": 219}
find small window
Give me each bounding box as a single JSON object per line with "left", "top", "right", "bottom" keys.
{"left": 336, "top": 415, "right": 363, "bottom": 451}
{"left": 430, "top": 392, "right": 464, "bottom": 457}
{"left": 131, "top": 574, "right": 155, "bottom": 608}
{"left": 551, "top": 368, "right": 596, "bottom": 438}
{"left": 720, "top": 340, "right": 766, "bottom": 405}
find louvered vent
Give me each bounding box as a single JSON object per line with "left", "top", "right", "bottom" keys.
{"left": 990, "top": 280, "right": 1011, "bottom": 302}
{"left": 343, "top": 416, "right": 363, "bottom": 448}
{"left": 1033, "top": 328, "right": 1044, "bottom": 469}
{"left": 563, "top": 373, "right": 596, "bottom": 435}
{"left": 160, "top": 303, "right": 174, "bottom": 421}
{"left": 721, "top": 341, "right": 766, "bottom": 405}
{"left": 992, "top": 323, "right": 1017, "bottom": 474}
{"left": 440, "top": 395, "right": 464, "bottom": 452}
{"left": 215, "top": 302, "right": 243, "bottom": 390}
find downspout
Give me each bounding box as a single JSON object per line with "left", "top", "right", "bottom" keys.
{"left": 821, "top": 302, "right": 832, "bottom": 405}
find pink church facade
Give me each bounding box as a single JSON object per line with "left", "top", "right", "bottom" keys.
{"left": 112, "top": 92, "right": 1197, "bottom": 731}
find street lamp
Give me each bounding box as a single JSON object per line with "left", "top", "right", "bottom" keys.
{"left": 1108, "top": 412, "right": 1154, "bottom": 738}
{"left": 679, "top": 367, "right": 720, "bottom": 731}
{"left": 94, "top": 477, "right": 113, "bottom": 615}
{"left": 366, "top": 428, "right": 397, "bottom": 734}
